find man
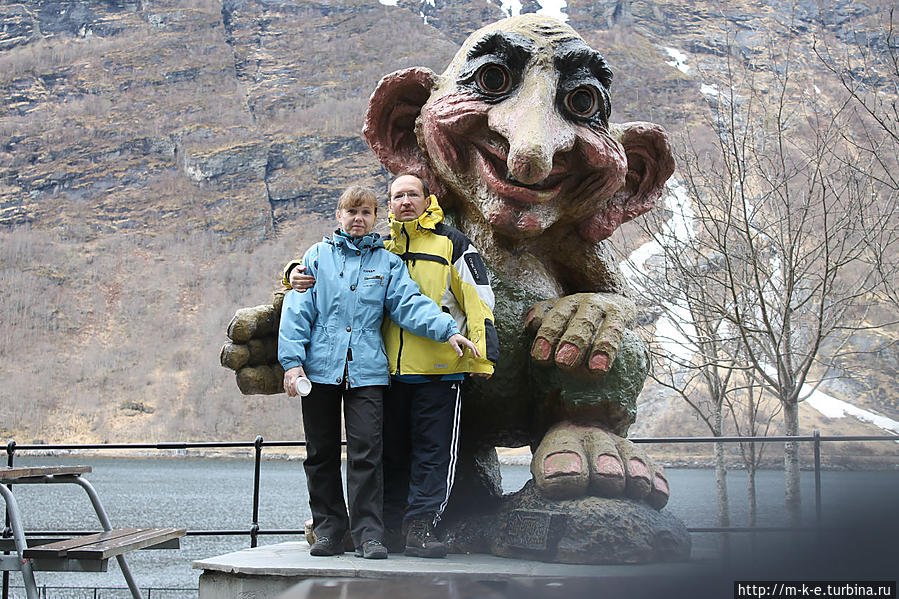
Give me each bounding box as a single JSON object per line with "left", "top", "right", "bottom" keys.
{"left": 287, "top": 173, "right": 498, "bottom": 558}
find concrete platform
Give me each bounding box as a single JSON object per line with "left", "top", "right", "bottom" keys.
{"left": 194, "top": 541, "right": 716, "bottom": 599}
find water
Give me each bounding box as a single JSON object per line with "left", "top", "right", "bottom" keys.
{"left": 3, "top": 456, "right": 897, "bottom": 596}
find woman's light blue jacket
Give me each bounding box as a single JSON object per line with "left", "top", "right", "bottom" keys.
{"left": 278, "top": 231, "right": 460, "bottom": 388}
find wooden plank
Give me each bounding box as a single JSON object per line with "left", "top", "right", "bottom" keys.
{"left": 0, "top": 465, "right": 91, "bottom": 481}
{"left": 0, "top": 537, "right": 73, "bottom": 552}
{"left": 23, "top": 529, "right": 142, "bottom": 558}
{"left": 66, "top": 527, "right": 185, "bottom": 560}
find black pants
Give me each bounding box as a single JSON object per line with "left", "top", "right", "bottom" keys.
{"left": 301, "top": 384, "right": 384, "bottom": 546}
{"left": 382, "top": 379, "right": 462, "bottom": 529}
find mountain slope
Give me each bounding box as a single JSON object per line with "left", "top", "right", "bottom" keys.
{"left": 0, "top": 0, "right": 895, "bottom": 458}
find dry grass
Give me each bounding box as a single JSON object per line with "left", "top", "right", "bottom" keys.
{"left": 0, "top": 215, "right": 331, "bottom": 444}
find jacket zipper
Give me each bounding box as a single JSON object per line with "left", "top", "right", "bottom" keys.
{"left": 396, "top": 225, "right": 412, "bottom": 375}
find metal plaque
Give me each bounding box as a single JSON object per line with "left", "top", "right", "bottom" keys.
{"left": 505, "top": 509, "right": 552, "bottom": 551}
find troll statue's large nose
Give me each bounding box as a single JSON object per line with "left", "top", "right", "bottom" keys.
{"left": 487, "top": 72, "right": 577, "bottom": 186}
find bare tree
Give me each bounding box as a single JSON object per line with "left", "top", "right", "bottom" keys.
{"left": 626, "top": 179, "right": 779, "bottom": 546}
{"left": 815, "top": 9, "right": 899, "bottom": 310}
{"left": 632, "top": 28, "right": 896, "bottom": 526}
{"left": 725, "top": 367, "right": 779, "bottom": 529}
{"left": 624, "top": 181, "right": 742, "bottom": 546}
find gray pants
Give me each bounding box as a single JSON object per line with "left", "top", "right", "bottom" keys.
{"left": 301, "top": 384, "right": 384, "bottom": 546}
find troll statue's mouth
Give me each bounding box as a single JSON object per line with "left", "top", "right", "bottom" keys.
{"left": 471, "top": 140, "right": 566, "bottom": 205}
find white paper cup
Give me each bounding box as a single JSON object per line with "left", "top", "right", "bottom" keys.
{"left": 294, "top": 376, "right": 312, "bottom": 397}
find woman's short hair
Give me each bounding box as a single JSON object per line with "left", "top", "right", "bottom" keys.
{"left": 337, "top": 185, "right": 379, "bottom": 214}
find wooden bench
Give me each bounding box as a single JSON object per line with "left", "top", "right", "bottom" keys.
{"left": 21, "top": 527, "right": 185, "bottom": 572}
{"left": 1, "top": 465, "right": 184, "bottom": 599}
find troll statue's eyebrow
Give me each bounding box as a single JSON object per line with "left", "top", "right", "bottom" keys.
{"left": 553, "top": 40, "right": 613, "bottom": 89}
{"left": 466, "top": 31, "right": 535, "bottom": 65}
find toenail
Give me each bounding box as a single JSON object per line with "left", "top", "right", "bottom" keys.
{"left": 544, "top": 451, "right": 582, "bottom": 477}
{"left": 532, "top": 338, "right": 552, "bottom": 360}
{"left": 628, "top": 458, "right": 650, "bottom": 479}
{"left": 596, "top": 454, "right": 624, "bottom": 476}
{"left": 589, "top": 351, "right": 610, "bottom": 372}
{"left": 556, "top": 343, "right": 579, "bottom": 366}
{"left": 654, "top": 473, "right": 669, "bottom": 494}
{"left": 525, "top": 309, "right": 535, "bottom": 327}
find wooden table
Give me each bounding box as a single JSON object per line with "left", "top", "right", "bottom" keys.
{"left": 1, "top": 465, "right": 184, "bottom": 599}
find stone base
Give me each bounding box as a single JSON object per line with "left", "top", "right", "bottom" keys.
{"left": 194, "top": 540, "right": 707, "bottom": 599}
{"left": 444, "top": 481, "right": 691, "bottom": 564}
{"left": 199, "top": 570, "right": 298, "bottom": 599}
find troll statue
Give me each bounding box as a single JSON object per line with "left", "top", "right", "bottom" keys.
{"left": 222, "top": 15, "right": 690, "bottom": 563}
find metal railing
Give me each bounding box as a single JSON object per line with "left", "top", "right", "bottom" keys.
{"left": 4, "top": 433, "right": 897, "bottom": 541}
{"left": 3, "top": 432, "right": 897, "bottom": 597}
{"left": 3, "top": 436, "right": 312, "bottom": 549}
{"left": 635, "top": 431, "right": 899, "bottom": 532}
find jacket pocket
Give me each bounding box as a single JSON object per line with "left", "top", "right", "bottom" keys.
{"left": 353, "top": 330, "right": 389, "bottom": 380}
{"left": 304, "top": 325, "right": 331, "bottom": 377}
{"left": 359, "top": 274, "right": 386, "bottom": 306}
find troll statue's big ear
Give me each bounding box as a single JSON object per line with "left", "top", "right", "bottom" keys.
{"left": 578, "top": 122, "right": 676, "bottom": 243}
{"left": 363, "top": 67, "right": 439, "bottom": 186}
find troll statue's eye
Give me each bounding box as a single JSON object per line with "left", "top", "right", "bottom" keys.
{"left": 565, "top": 86, "right": 599, "bottom": 118}
{"left": 476, "top": 64, "right": 512, "bottom": 95}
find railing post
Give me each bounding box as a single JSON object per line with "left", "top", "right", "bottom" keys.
{"left": 2, "top": 440, "right": 15, "bottom": 599}
{"left": 813, "top": 429, "right": 822, "bottom": 527}
{"left": 251, "top": 436, "right": 264, "bottom": 548}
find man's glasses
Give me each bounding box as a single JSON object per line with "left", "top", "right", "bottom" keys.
{"left": 391, "top": 192, "right": 422, "bottom": 200}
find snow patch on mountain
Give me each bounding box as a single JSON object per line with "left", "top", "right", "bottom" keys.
{"left": 805, "top": 392, "right": 899, "bottom": 438}
{"left": 664, "top": 47, "right": 690, "bottom": 74}
{"left": 535, "top": 0, "right": 567, "bottom": 21}
{"left": 501, "top": 0, "right": 522, "bottom": 17}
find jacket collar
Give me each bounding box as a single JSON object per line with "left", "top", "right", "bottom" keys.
{"left": 388, "top": 194, "right": 443, "bottom": 238}
{"left": 326, "top": 230, "right": 385, "bottom": 251}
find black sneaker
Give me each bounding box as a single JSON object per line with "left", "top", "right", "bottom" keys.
{"left": 355, "top": 539, "right": 388, "bottom": 559}
{"left": 404, "top": 518, "right": 447, "bottom": 558}
{"left": 309, "top": 535, "right": 345, "bottom": 556}
{"left": 384, "top": 527, "right": 405, "bottom": 553}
